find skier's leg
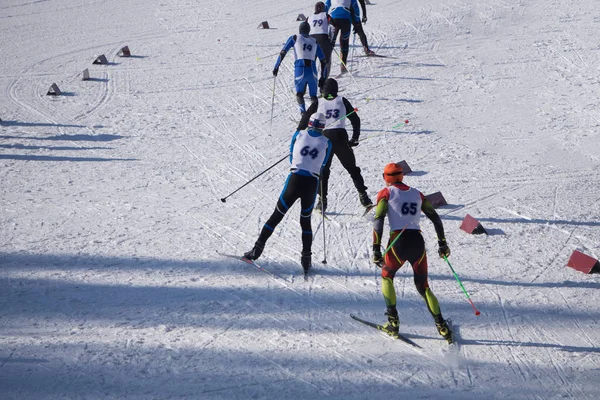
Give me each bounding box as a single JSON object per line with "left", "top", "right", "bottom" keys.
{"left": 410, "top": 243, "right": 452, "bottom": 340}
{"left": 246, "top": 174, "right": 300, "bottom": 259}
{"left": 298, "top": 176, "right": 319, "bottom": 267}
{"left": 333, "top": 132, "right": 368, "bottom": 194}
{"left": 339, "top": 20, "right": 351, "bottom": 67}
{"left": 352, "top": 21, "right": 370, "bottom": 51}
{"left": 307, "top": 70, "right": 318, "bottom": 106}
{"left": 318, "top": 37, "right": 333, "bottom": 78}
{"left": 381, "top": 252, "right": 404, "bottom": 332}
{"left": 316, "top": 140, "right": 335, "bottom": 207}
{"left": 294, "top": 68, "right": 307, "bottom": 113}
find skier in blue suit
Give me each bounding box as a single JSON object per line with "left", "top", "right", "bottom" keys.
{"left": 326, "top": 0, "right": 361, "bottom": 73}
{"left": 273, "top": 21, "right": 329, "bottom": 115}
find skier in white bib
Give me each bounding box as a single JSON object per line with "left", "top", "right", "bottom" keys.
{"left": 297, "top": 78, "right": 372, "bottom": 212}
{"left": 352, "top": 0, "right": 375, "bottom": 56}
{"left": 372, "top": 162, "right": 453, "bottom": 343}
{"left": 326, "top": 0, "right": 361, "bottom": 73}
{"left": 244, "top": 113, "right": 332, "bottom": 273}
{"left": 308, "top": 2, "right": 333, "bottom": 82}
{"left": 273, "top": 21, "right": 329, "bottom": 115}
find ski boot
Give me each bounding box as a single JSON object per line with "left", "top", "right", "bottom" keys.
{"left": 301, "top": 251, "right": 312, "bottom": 274}
{"left": 435, "top": 316, "right": 453, "bottom": 344}
{"left": 243, "top": 241, "right": 264, "bottom": 261}
{"left": 364, "top": 47, "right": 376, "bottom": 56}
{"left": 359, "top": 191, "right": 373, "bottom": 208}
{"left": 314, "top": 197, "right": 327, "bottom": 213}
{"left": 382, "top": 308, "right": 399, "bottom": 337}
{"left": 340, "top": 64, "right": 348, "bottom": 74}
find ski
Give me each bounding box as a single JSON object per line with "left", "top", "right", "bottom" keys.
{"left": 314, "top": 208, "right": 331, "bottom": 220}
{"left": 313, "top": 208, "right": 342, "bottom": 228}
{"left": 445, "top": 318, "right": 456, "bottom": 346}
{"left": 217, "top": 251, "right": 291, "bottom": 282}
{"left": 334, "top": 70, "right": 354, "bottom": 79}
{"left": 356, "top": 54, "right": 397, "bottom": 59}
{"left": 218, "top": 251, "right": 262, "bottom": 268}
{"left": 361, "top": 204, "right": 376, "bottom": 217}
{"left": 350, "top": 314, "right": 422, "bottom": 348}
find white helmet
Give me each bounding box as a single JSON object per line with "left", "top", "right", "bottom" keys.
{"left": 308, "top": 112, "right": 326, "bottom": 131}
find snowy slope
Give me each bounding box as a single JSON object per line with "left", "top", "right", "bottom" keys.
{"left": 1, "top": 0, "right": 599, "bottom": 399}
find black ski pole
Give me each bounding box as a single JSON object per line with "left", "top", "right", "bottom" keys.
{"left": 320, "top": 177, "right": 327, "bottom": 264}
{"left": 220, "top": 154, "right": 288, "bottom": 203}
{"left": 269, "top": 75, "right": 277, "bottom": 129}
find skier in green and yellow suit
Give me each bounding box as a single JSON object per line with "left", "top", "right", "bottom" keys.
{"left": 372, "top": 162, "right": 453, "bottom": 343}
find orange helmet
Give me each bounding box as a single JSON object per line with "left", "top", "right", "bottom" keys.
{"left": 383, "top": 162, "right": 404, "bottom": 184}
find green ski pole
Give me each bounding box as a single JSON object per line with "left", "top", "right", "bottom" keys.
{"left": 443, "top": 255, "right": 481, "bottom": 316}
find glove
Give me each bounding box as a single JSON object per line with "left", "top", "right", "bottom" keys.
{"left": 272, "top": 67, "right": 279, "bottom": 77}
{"left": 318, "top": 77, "right": 326, "bottom": 90}
{"left": 348, "top": 137, "right": 360, "bottom": 147}
{"left": 362, "top": 15, "right": 368, "bottom": 23}
{"left": 373, "top": 245, "right": 383, "bottom": 268}
{"left": 438, "top": 239, "right": 451, "bottom": 259}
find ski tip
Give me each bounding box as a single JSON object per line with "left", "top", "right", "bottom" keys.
{"left": 362, "top": 205, "right": 376, "bottom": 216}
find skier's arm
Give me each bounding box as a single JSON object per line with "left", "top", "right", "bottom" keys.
{"left": 321, "top": 140, "right": 333, "bottom": 171}
{"left": 422, "top": 197, "right": 451, "bottom": 257}
{"left": 421, "top": 197, "right": 446, "bottom": 241}
{"left": 289, "top": 131, "right": 301, "bottom": 162}
{"left": 358, "top": 0, "right": 367, "bottom": 21}
{"left": 350, "top": 0, "right": 362, "bottom": 22}
{"left": 372, "top": 189, "right": 389, "bottom": 266}
{"left": 273, "top": 36, "right": 296, "bottom": 74}
{"left": 343, "top": 97, "right": 361, "bottom": 141}
{"left": 373, "top": 199, "right": 388, "bottom": 247}
{"left": 297, "top": 101, "right": 318, "bottom": 130}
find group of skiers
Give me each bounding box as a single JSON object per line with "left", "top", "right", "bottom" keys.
{"left": 243, "top": 1, "right": 454, "bottom": 344}
{"left": 273, "top": 0, "right": 375, "bottom": 115}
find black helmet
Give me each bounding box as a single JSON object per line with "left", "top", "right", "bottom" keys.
{"left": 315, "top": 1, "right": 325, "bottom": 13}
{"left": 322, "top": 78, "right": 338, "bottom": 98}
{"left": 299, "top": 21, "right": 310, "bottom": 35}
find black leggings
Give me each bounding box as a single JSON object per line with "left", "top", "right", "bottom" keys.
{"left": 352, "top": 21, "right": 369, "bottom": 49}
{"left": 257, "top": 173, "right": 318, "bottom": 253}
{"left": 330, "top": 18, "right": 352, "bottom": 64}
{"left": 319, "top": 128, "right": 367, "bottom": 200}
{"left": 312, "top": 34, "right": 332, "bottom": 78}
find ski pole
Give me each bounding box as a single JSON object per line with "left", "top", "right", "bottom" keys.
{"left": 256, "top": 52, "right": 280, "bottom": 61}
{"left": 221, "top": 107, "right": 355, "bottom": 203}
{"left": 382, "top": 224, "right": 408, "bottom": 256}
{"left": 443, "top": 255, "right": 481, "bottom": 316}
{"left": 220, "top": 154, "right": 288, "bottom": 203}
{"left": 324, "top": 107, "right": 358, "bottom": 129}
{"left": 332, "top": 47, "right": 359, "bottom": 86}
{"left": 350, "top": 32, "right": 356, "bottom": 73}
{"left": 320, "top": 177, "right": 327, "bottom": 265}
{"left": 222, "top": 108, "right": 357, "bottom": 203}
{"left": 269, "top": 75, "right": 277, "bottom": 129}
